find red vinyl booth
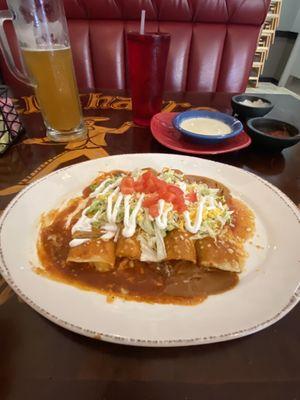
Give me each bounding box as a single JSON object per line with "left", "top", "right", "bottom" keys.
{"left": 0, "top": 0, "right": 270, "bottom": 93}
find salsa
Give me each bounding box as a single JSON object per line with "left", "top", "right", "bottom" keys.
{"left": 265, "top": 128, "right": 291, "bottom": 138}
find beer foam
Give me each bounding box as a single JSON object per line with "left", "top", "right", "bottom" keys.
{"left": 16, "top": 20, "right": 66, "bottom": 49}
{"left": 21, "top": 45, "right": 71, "bottom": 52}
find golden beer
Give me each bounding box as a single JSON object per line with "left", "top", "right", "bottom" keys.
{"left": 21, "top": 46, "right": 82, "bottom": 133}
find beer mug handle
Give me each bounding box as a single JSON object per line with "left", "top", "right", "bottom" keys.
{"left": 0, "top": 10, "right": 31, "bottom": 86}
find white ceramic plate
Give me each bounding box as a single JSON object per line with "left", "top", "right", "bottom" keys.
{"left": 0, "top": 154, "right": 299, "bottom": 347}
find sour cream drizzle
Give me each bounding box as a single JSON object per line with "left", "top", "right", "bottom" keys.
{"left": 122, "top": 193, "right": 145, "bottom": 238}
{"left": 69, "top": 238, "right": 90, "bottom": 247}
{"left": 72, "top": 178, "right": 123, "bottom": 236}
{"left": 100, "top": 223, "right": 119, "bottom": 240}
{"left": 71, "top": 213, "right": 93, "bottom": 234}
{"left": 106, "top": 188, "right": 120, "bottom": 223}
{"left": 65, "top": 198, "right": 89, "bottom": 229}
{"left": 207, "top": 195, "right": 216, "bottom": 210}
{"left": 155, "top": 199, "right": 171, "bottom": 230}
{"left": 70, "top": 173, "right": 228, "bottom": 251}
{"left": 89, "top": 178, "right": 110, "bottom": 198}
{"left": 89, "top": 177, "right": 122, "bottom": 198}
{"left": 101, "top": 188, "right": 124, "bottom": 240}
{"left": 102, "top": 178, "right": 122, "bottom": 195}
{"left": 183, "top": 196, "right": 206, "bottom": 234}
{"left": 111, "top": 192, "right": 124, "bottom": 223}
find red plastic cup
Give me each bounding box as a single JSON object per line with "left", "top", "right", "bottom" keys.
{"left": 127, "top": 32, "right": 170, "bottom": 127}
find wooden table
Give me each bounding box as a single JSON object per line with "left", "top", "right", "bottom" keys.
{"left": 0, "top": 91, "right": 300, "bottom": 399}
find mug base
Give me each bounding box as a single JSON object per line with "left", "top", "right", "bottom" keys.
{"left": 46, "top": 123, "right": 87, "bottom": 142}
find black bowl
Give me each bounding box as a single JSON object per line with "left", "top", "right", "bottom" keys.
{"left": 231, "top": 95, "right": 273, "bottom": 120}
{"left": 246, "top": 118, "right": 300, "bottom": 150}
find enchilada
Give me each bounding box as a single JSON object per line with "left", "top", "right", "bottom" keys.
{"left": 37, "top": 168, "right": 255, "bottom": 304}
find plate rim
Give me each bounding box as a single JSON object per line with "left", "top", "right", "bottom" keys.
{"left": 0, "top": 153, "right": 299, "bottom": 347}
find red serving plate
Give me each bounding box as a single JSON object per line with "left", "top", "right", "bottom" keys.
{"left": 151, "top": 112, "right": 251, "bottom": 155}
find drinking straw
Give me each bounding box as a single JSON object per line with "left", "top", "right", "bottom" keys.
{"left": 140, "top": 9, "right": 146, "bottom": 34}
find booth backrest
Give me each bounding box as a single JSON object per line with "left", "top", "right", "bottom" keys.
{"left": 0, "top": 0, "right": 270, "bottom": 93}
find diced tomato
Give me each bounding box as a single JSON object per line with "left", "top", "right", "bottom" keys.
{"left": 120, "top": 176, "right": 135, "bottom": 194}
{"left": 140, "top": 170, "right": 153, "bottom": 183}
{"left": 185, "top": 191, "right": 197, "bottom": 203}
{"left": 138, "top": 171, "right": 159, "bottom": 193}
{"left": 133, "top": 178, "right": 144, "bottom": 192}
{"left": 161, "top": 191, "right": 177, "bottom": 203}
{"left": 157, "top": 182, "right": 167, "bottom": 195}
{"left": 174, "top": 201, "right": 187, "bottom": 213}
{"left": 120, "top": 186, "right": 134, "bottom": 195}
{"left": 143, "top": 178, "right": 158, "bottom": 193}
{"left": 142, "top": 193, "right": 160, "bottom": 208}
{"left": 168, "top": 184, "right": 183, "bottom": 196}
{"left": 121, "top": 170, "right": 188, "bottom": 214}
{"left": 149, "top": 203, "right": 160, "bottom": 217}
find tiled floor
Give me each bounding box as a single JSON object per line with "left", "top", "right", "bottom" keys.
{"left": 246, "top": 82, "right": 300, "bottom": 100}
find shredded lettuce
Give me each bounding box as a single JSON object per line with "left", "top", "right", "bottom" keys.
{"left": 137, "top": 225, "right": 167, "bottom": 262}
{"left": 86, "top": 200, "right": 105, "bottom": 217}
{"left": 166, "top": 211, "right": 179, "bottom": 232}
{"left": 158, "top": 168, "right": 184, "bottom": 184}
{"left": 138, "top": 209, "right": 155, "bottom": 235}
{"left": 89, "top": 183, "right": 98, "bottom": 191}
{"left": 154, "top": 224, "right": 167, "bottom": 260}
{"left": 138, "top": 234, "right": 158, "bottom": 261}
{"left": 81, "top": 169, "right": 234, "bottom": 244}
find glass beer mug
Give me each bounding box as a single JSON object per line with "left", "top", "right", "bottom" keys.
{"left": 0, "top": 0, "right": 87, "bottom": 142}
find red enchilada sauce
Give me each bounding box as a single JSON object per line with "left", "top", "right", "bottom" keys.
{"left": 36, "top": 173, "right": 254, "bottom": 305}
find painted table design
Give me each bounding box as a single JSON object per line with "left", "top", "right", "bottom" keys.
{"left": 0, "top": 91, "right": 300, "bottom": 400}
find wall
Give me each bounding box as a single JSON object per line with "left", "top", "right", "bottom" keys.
{"left": 292, "top": 5, "right": 300, "bottom": 32}
{"left": 290, "top": 7, "right": 300, "bottom": 79}
{"left": 278, "top": 0, "right": 300, "bottom": 32}
{"left": 262, "top": 0, "right": 300, "bottom": 82}
{"left": 263, "top": 35, "right": 295, "bottom": 81}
